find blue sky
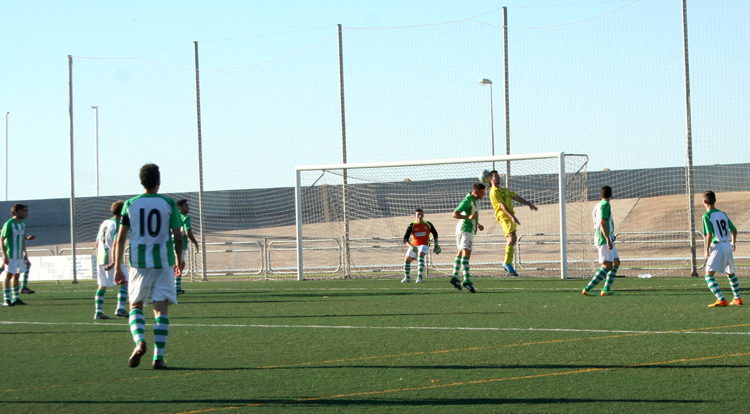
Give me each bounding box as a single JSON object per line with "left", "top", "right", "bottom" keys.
{"left": 3, "top": 0, "right": 746, "bottom": 200}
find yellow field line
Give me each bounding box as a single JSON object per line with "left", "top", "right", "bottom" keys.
{"left": 2, "top": 322, "right": 749, "bottom": 393}
{"left": 170, "top": 351, "right": 750, "bottom": 414}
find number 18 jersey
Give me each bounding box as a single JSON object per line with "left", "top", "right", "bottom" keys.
{"left": 121, "top": 194, "right": 182, "bottom": 269}
{"left": 703, "top": 208, "right": 736, "bottom": 244}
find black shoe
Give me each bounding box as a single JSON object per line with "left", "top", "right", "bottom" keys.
{"left": 12, "top": 299, "right": 26, "bottom": 305}
{"left": 115, "top": 309, "right": 129, "bottom": 317}
{"left": 128, "top": 341, "right": 147, "bottom": 368}
{"left": 153, "top": 359, "right": 168, "bottom": 370}
{"left": 449, "top": 278, "right": 462, "bottom": 291}
{"left": 177, "top": 289, "right": 185, "bottom": 295}
{"left": 462, "top": 281, "right": 476, "bottom": 293}
{"left": 2, "top": 300, "right": 13, "bottom": 307}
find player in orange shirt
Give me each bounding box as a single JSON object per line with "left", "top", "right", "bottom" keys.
{"left": 401, "top": 209, "right": 439, "bottom": 283}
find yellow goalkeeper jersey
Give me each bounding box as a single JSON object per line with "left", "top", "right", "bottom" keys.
{"left": 490, "top": 186, "right": 516, "bottom": 221}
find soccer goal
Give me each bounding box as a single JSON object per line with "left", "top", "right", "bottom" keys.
{"left": 295, "top": 152, "right": 592, "bottom": 280}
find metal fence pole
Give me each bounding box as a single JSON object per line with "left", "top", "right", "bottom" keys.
{"left": 193, "top": 41, "right": 208, "bottom": 281}
{"left": 68, "top": 55, "right": 78, "bottom": 284}
{"left": 681, "top": 0, "right": 698, "bottom": 277}
{"left": 337, "top": 24, "right": 351, "bottom": 278}
{"left": 503, "top": 7, "right": 511, "bottom": 188}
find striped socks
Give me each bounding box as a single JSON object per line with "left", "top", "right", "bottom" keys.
{"left": 585, "top": 267, "right": 607, "bottom": 291}
{"left": 129, "top": 308, "right": 146, "bottom": 344}
{"left": 116, "top": 286, "right": 128, "bottom": 312}
{"left": 728, "top": 274, "right": 741, "bottom": 299}
{"left": 95, "top": 288, "right": 106, "bottom": 315}
{"left": 153, "top": 316, "right": 170, "bottom": 362}
{"left": 603, "top": 266, "right": 618, "bottom": 291}
{"left": 705, "top": 274, "right": 725, "bottom": 301}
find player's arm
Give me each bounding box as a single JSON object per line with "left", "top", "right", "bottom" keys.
{"left": 24, "top": 235, "right": 35, "bottom": 240}
{"left": 0, "top": 236, "right": 6, "bottom": 265}
{"left": 186, "top": 229, "right": 199, "bottom": 252}
{"left": 499, "top": 202, "right": 519, "bottom": 224}
{"left": 112, "top": 224, "right": 129, "bottom": 284}
{"left": 600, "top": 218, "right": 613, "bottom": 250}
{"left": 704, "top": 232, "right": 712, "bottom": 259}
{"left": 173, "top": 229, "right": 184, "bottom": 265}
{"left": 428, "top": 222, "right": 438, "bottom": 244}
{"left": 170, "top": 204, "right": 184, "bottom": 267}
{"left": 402, "top": 223, "right": 414, "bottom": 245}
{"left": 513, "top": 194, "right": 538, "bottom": 211}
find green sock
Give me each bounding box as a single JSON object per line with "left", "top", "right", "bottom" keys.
{"left": 116, "top": 286, "right": 128, "bottom": 311}
{"left": 95, "top": 288, "right": 106, "bottom": 315}
{"left": 403, "top": 261, "right": 411, "bottom": 279}
{"left": 603, "top": 266, "right": 618, "bottom": 291}
{"left": 462, "top": 257, "right": 470, "bottom": 282}
{"left": 585, "top": 267, "right": 607, "bottom": 291}
{"left": 417, "top": 256, "right": 425, "bottom": 279}
{"left": 153, "top": 315, "right": 170, "bottom": 361}
{"left": 12, "top": 286, "right": 19, "bottom": 301}
{"left": 728, "top": 274, "right": 740, "bottom": 299}
{"left": 129, "top": 308, "right": 146, "bottom": 344}
{"left": 452, "top": 256, "right": 461, "bottom": 278}
{"left": 21, "top": 272, "right": 29, "bottom": 290}
{"left": 705, "top": 275, "right": 725, "bottom": 301}
{"left": 175, "top": 276, "right": 182, "bottom": 293}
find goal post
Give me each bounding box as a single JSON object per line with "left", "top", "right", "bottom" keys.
{"left": 295, "top": 152, "right": 591, "bottom": 281}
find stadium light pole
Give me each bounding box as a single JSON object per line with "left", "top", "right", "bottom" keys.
{"left": 478, "top": 79, "right": 495, "bottom": 171}
{"left": 4, "top": 111, "right": 8, "bottom": 201}
{"left": 91, "top": 106, "right": 99, "bottom": 197}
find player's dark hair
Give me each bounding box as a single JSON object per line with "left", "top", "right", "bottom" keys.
{"left": 111, "top": 200, "right": 124, "bottom": 216}
{"left": 140, "top": 163, "right": 160, "bottom": 190}
{"left": 10, "top": 203, "right": 27, "bottom": 215}
{"left": 414, "top": 208, "right": 423, "bottom": 214}
{"left": 704, "top": 190, "right": 716, "bottom": 206}
{"left": 601, "top": 186, "right": 612, "bottom": 199}
{"left": 178, "top": 199, "right": 188, "bottom": 208}
{"left": 473, "top": 183, "right": 486, "bottom": 192}
{"left": 489, "top": 170, "right": 498, "bottom": 175}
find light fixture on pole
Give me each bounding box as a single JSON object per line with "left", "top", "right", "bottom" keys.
{"left": 91, "top": 106, "right": 99, "bottom": 197}
{"left": 478, "top": 78, "right": 495, "bottom": 170}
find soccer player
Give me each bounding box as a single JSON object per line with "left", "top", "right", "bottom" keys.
{"left": 93, "top": 200, "right": 128, "bottom": 319}
{"left": 112, "top": 164, "right": 184, "bottom": 370}
{"left": 401, "top": 208, "right": 439, "bottom": 283}
{"left": 582, "top": 186, "right": 620, "bottom": 296}
{"left": 450, "top": 183, "right": 486, "bottom": 293}
{"left": 2, "top": 204, "right": 35, "bottom": 307}
{"left": 174, "top": 199, "right": 199, "bottom": 295}
{"left": 487, "top": 170, "right": 538, "bottom": 276}
{"left": 701, "top": 190, "right": 742, "bottom": 307}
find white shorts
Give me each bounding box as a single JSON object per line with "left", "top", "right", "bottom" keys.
{"left": 456, "top": 232, "right": 474, "bottom": 251}
{"left": 706, "top": 242, "right": 735, "bottom": 275}
{"left": 128, "top": 267, "right": 178, "bottom": 306}
{"left": 405, "top": 244, "right": 429, "bottom": 259}
{"left": 5, "top": 259, "right": 27, "bottom": 274}
{"left": 96, "top": 264, "right": 129, "bottom": 288}
{"left": 597, "top": 244, "right": 619, "bottom": 264}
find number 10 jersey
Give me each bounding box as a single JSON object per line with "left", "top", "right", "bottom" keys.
{"left": 121, "top": 194, "right": 182, "bottom": 269}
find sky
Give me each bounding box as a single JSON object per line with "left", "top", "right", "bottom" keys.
{"left": 2, "top": 0, "right": 745, "bottom": 201}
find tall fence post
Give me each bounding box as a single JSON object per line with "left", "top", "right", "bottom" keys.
{"left": 681, "top": 0, "right": 698, "bottom": 277}
{"left": 68, "top": 55, "right": 78, "bottom": 284}
{"left": 337, "top": 24, "right": 351, "bottom": 278}
{"left": 193, "top": 41, "right": 208, "bottom": 281}
{"left": 503, "top": 7, "right": 511, "bottom": 188}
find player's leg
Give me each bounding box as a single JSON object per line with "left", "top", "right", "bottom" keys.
{"left": 127, "top": 268, "right": 148, "bottom": 367}
{"left": 601, "top": 255, "right": 620, "bottom": 296}
{"left": 583, "top": 246, "right": 609, "bottom": 295}
{"left": 2, "top": 270, "right": 12, "bottom": 306}
{"left": 11, "top": 272, "right": 22, "bottom": 305}
{"left": 705, "top": 245, "right": 728, "bottom": 307}
{"left": 115, "top": 264, "right": 130, "bottom": 316}
{"left": 460, "top": 249, "right": 476, "bottom": 293}
{"left": 20, "top": 270, "right": 34, "bottom": 294}
{"left": 175, "top": 250, "right": 186, "bottom": 295}
{"left": 151, "top": 267, "right": 178, "bottom": 369}
{"left": 450, "top": 233, "right": 465, "bottom": 290}
{"left": 416, "top": 251, "right": 426, "bottom": 283}
{"left": 94, "top": 286, "right": 109, "bottom": 319}
{"left": 725, "top": 251, "right": 742, "bottom": 305}
{"left": 402, "top": 249, "right": 416, "bottom": 283}
{"left": 501, "top": 220, "right": 519, "bottom": 276}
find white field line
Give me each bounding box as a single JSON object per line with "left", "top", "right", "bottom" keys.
{"left": 1, "top": 320, "right": 749, "bottom": 335}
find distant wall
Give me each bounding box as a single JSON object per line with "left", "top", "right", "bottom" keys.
{"left": 8, "top": 162, "right": 750, "bottom": 247}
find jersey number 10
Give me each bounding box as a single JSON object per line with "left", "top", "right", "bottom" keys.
{"left": 139, "top": 209, "right": 162, "bottom": 237}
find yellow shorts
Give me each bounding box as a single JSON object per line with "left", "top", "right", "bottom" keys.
{"left": 498, "top": 216, "right": 517, "bottom": 236}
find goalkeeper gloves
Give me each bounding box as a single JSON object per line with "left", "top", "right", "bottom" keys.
{"left": 433, "top": 243, "right": 441, "bottom": 255}
{"left": 411, "top": 246, "right": 418, "bottom": 254}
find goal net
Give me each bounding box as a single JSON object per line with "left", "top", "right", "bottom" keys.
{"left": 295, "top": 152, "right": 591, "bottom": 280}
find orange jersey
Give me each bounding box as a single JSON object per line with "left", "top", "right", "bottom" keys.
{"left": 403, "top": 221, "right": 437, "bottom": 246}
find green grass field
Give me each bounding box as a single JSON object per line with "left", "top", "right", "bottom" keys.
{"left": 2, "top": 276, "right": 749, "bottom": 413}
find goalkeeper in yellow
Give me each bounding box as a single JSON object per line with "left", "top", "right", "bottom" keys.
{"left": 487, "top": 170, "right": 538, "bottom": 276}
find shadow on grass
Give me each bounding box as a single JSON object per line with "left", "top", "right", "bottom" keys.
{"left": 1, "top": 397, "right": 710, "bottom": 406}
{"left": 176, "top": 311, "right": 507, "bottom": 320}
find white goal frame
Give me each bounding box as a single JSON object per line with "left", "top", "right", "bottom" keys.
{"left": 295, "top": 152, "right": 570, "bottom": 281}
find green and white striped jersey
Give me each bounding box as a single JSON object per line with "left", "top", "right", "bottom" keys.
{"left": 96, "top": 218, "right": 120, "bottom": 265}
{"left": 1, "top": 218, "right": 26, "bottom": 260}
{"left": 121, "top": 194, "right": 182, "bottom": 269}
{"left": 455, "top": 192, "right": 480, "bottom": 235}
{"left": 593, "top": 200, "right": 614, "bottom": 246}
{"left": 702, "top": 208, "right": 736, "bottom": 244}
